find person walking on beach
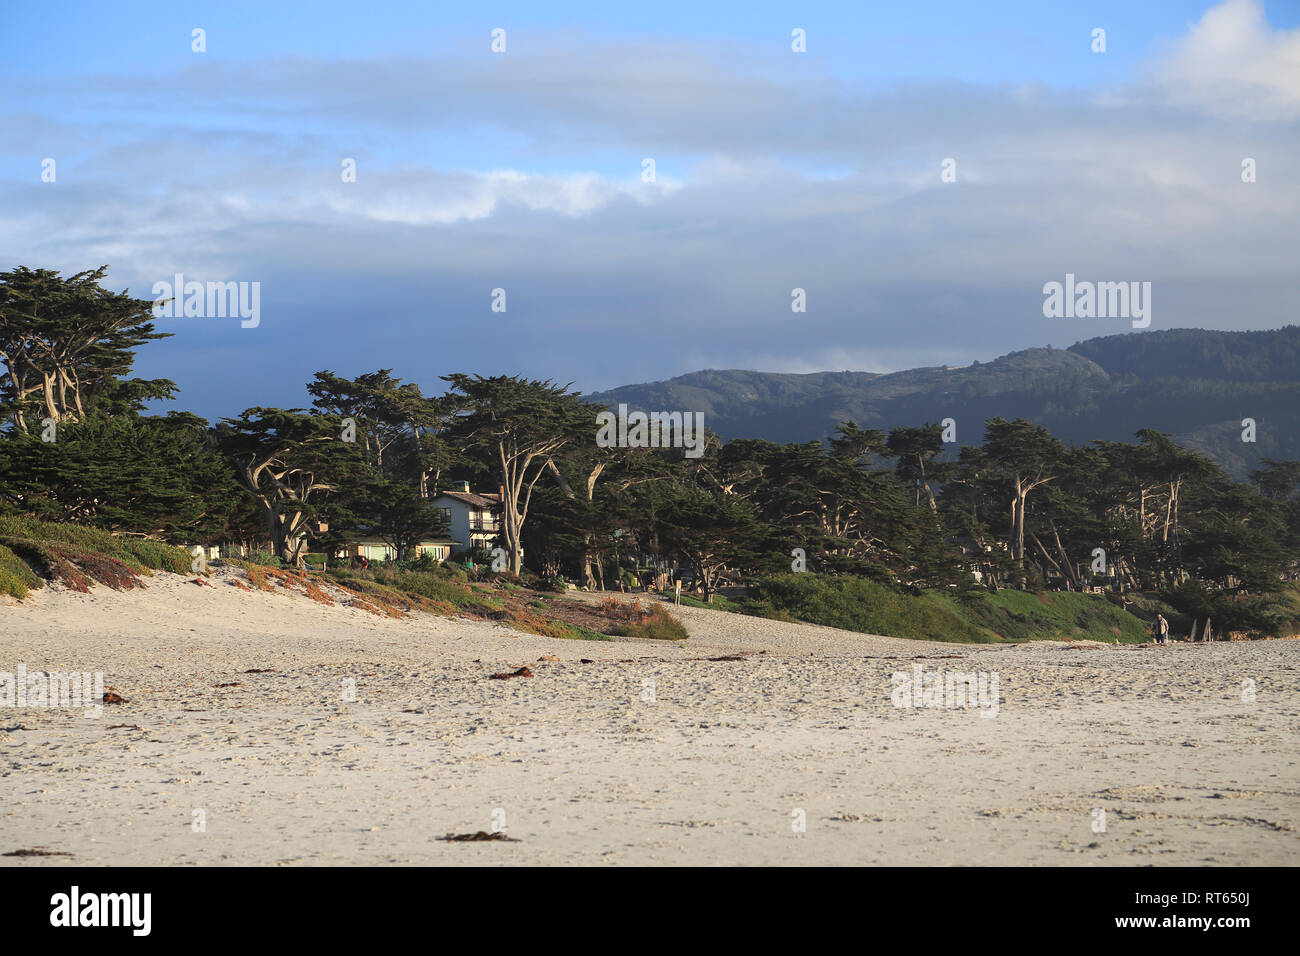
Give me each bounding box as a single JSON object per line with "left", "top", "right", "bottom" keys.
{"left": 1153, "top": 613, "right": 1170, "bottom": 645}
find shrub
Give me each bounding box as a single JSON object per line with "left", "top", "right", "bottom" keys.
{"left": 1160, "top": 580, "right": 1291, "bottom": 636}
{"left": 0, "top": 516, "right": 190, "bottom": 574}
{"left": 678, "top": 592, "right": 743, "bottom": 612}
{"left": 0, "top": 543, "right": 43, "bottom": 599}
{"left": 599, "top": 596, "right": 643, "bottom": 621}
{"left": 396, "top": 570, "right": 497, "bottom": 610}
{"left": 0, "top": 536, "right": 145, "bottom": 592}
{"left": 605, "top": 601, "right": 689, "bottom": 641}
{"left": 432, "top": 562, "right": 469, "bottom": 583}
{"left": 505, "top": 608, "right": 612, "bottom": 641}
{"left": 120, "top": 537, "right": 192, "bottom": 574}
{"left": 749, "top": 573, "right": 995, "bottom": 643}
{"left": 943, "top": 588, "right": 1148, "bottom": 643}
{"left": 324, "top": 564, "right": 500, "bottom": 616}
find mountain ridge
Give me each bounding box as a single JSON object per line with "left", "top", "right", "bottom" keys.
{"left": 587, "top": 327, "right": 1300, "bottom": 477}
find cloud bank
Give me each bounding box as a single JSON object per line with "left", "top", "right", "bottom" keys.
{"left": 1, "top": 0, "right": 1296, "bottom": 417}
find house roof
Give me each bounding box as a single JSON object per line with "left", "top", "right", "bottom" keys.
{"left": 436, "top": 490, "right": 500, "bottom": 508}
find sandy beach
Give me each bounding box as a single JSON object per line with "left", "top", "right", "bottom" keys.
{"left": 2, "top": 571, "right": 1297, "bottom": 866}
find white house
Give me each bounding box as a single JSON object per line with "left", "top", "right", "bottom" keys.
{"left": 432, "top": 482, "right": 508, "bottom": 556}
{"left": 336, "top": 538, "right": 455, "bottom": 564}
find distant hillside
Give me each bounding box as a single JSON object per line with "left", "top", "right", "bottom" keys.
{"left": 587, "top": 327, "right": 1300, "bottom": 478}
{"left": 1071, "top": 327, "right": 1300, "bottom": 382}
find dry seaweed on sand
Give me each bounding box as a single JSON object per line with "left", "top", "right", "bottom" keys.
{"left": 488, "top": 666, "right": 533, "bottom": 679}
{"left": 440, "top": 831, "right": 519, "bottom": 842}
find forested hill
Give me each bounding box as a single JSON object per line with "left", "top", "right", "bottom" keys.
{"left": 587, "top": 327, "right": 1300, "bottom": 478}
{"left": 1069, "top": 326, "right": 1300, "bottom": 382}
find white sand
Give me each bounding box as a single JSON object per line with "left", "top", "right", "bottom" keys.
{"left": 2, "top": 570, "right": 1297, "bottom": 866}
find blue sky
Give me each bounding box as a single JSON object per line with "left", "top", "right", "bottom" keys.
{"left": 9, "top": 1, "right": 1289, "bottom": 86}
{"left": 2, "top": 0, "right": 1298, "bottom": 420}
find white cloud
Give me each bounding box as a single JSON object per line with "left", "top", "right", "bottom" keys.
{"left": 1150, "top": 0, "right": 1300, "bottom": 120}
{"left": 1, "top": 2, "right": 1297, "bottom": 411}
{"left": 318, "top": 168, "right": 680, "bottom": 225}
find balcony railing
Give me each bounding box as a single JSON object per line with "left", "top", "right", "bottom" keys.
{"left": 469, "top": 519, "right": 499, "bottom": 532}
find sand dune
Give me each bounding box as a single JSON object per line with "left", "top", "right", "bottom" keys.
{"left": 2, "top": 571, "right": 1297, "bottom": 865}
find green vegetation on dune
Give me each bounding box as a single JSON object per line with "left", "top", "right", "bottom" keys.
{"left": 329, "top": 563, "right": 503, "bottom": 614}
{"left": 603, "top": 599, "right": 690, "bottom": 640}
{"left": 0, "top": 516, "right": 193, "bottom": 593}
{"left": 938, "top": 589, "right": 1149, "bottom": 643}
{"left": 237, "top": 552, "right": 658, "bottom": 641}
{"left": 505, "top": 608, "right": 614, "bottom": 642}
{"left": 1274, "top": 583, "right": 1300, "bottom": 633}
{"left": 713, "top": 573, "right": 1155, "bottom": 644}
{"left": 0, "top": 518, "right": 661, "bottom": 643}
{"left": 0, "top": 516, "right": 191, "bottom": 574}
{"left": 746, "top": 574, "right": 997, "bottom": 643}
{"left": 0, "top": 543, "right": 43, "bottom": 599}
{"left": 0, "top": 514, "right": 1285, "bottom": 646}
{"left": 677, "top": 592, "right": 744, "bottom": 612}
